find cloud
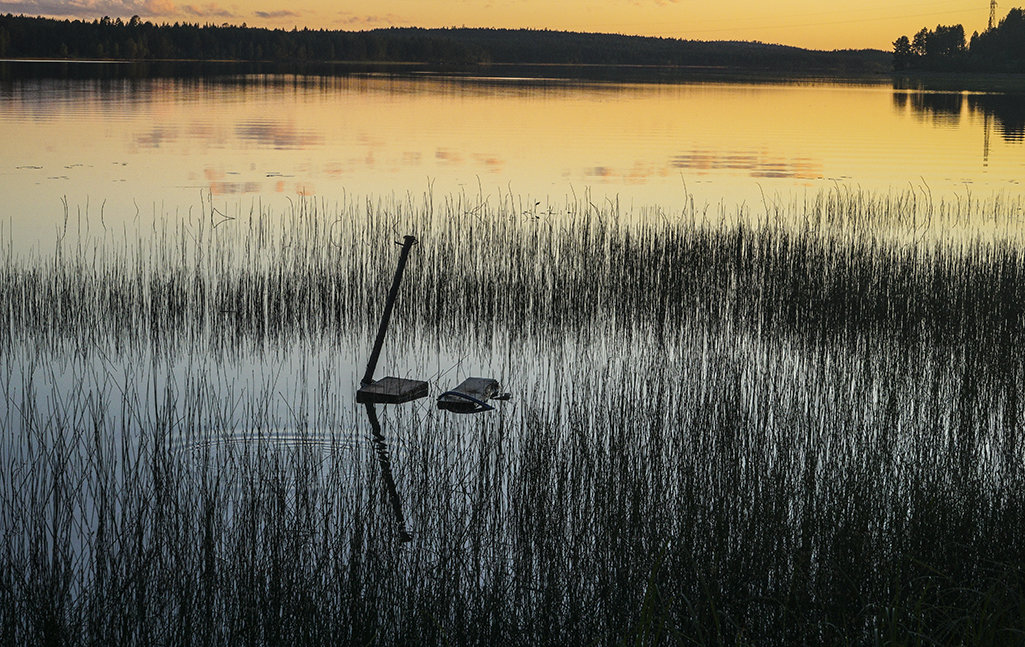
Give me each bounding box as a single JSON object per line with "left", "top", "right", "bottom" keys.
{"left": 0, "top": 0, "right": 173, "bottom": 17}
{"left": 254, "top": 10, "right": 299, "bottom": 19}
{"left": 337, "top": 11, "right": 404, "bottom": 27}
{"left": 0, "top": 0, "right": 248, "bottom": 20}
{"left": 178, "top": 3, "right": 235, "bottom": 18}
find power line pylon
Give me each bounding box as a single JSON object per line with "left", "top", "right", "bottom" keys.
{"left": 989, "top": 0, "right": 998, "bottom": 30}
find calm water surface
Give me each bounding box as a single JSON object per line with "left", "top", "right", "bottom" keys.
{"left": 3, "top": 68, "right": 1024, "bottom": 622}
{"left": 2, "top": 69, "right": 1023, "bottom": 249}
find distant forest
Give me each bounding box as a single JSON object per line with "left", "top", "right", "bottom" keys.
{"left": 0, "top": 14, "right": 889, "bottom": 73}
{"left": 893, "top": 7, "right": 1025, "bottom": 72}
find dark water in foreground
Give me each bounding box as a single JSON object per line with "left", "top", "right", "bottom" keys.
{"left": 3, "top": 192, "right": 1025, "bottom": 644}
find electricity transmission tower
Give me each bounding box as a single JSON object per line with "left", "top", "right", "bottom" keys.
{"left": 989, "top": 0, "right": 998, "bottom": 30}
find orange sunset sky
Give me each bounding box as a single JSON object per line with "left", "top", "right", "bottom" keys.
{"left": 0, "top": 0, "right": 997, "bottom": 51}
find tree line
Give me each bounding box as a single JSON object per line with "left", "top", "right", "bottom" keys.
{"left": 0, "top": 14, "right": 889, "bottom": 73}
{"left": 893, "top": 7, "right": 1025, "bottom": 71}
{"left": 0, "top": 15, "right": 489, "bottom": 63}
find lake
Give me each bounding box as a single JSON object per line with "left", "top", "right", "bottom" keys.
{"left": 2, "top": 62, "right": 1023, "bottom": 250}
{"left": 3, "top": 61, "right": 1025, "bottom": 645}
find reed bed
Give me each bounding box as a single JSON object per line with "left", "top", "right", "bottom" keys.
{"left": 2, "top": 187, "right": 1025, "bottom": 645}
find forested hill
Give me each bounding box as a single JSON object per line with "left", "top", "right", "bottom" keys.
{"left": 384, "top": 28, "right": 889, "bottom": 73}
{"left": 0, "top": 15, "right": 889, "bottom": 73}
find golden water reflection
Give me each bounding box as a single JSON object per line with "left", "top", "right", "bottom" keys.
{"left": 668, "top": 150, "right": 823, "bottom": 180}
{"left": 1, "top": 74, "right": 1023, "bottom": 247}
{"left": 234, "top": 121, "right": 323, "bottom": 150}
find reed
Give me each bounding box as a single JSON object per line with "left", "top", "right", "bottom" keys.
{"left": 1, "top": 187, "right": 1024, "bottom": 645}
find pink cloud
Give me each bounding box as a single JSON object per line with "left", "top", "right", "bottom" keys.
{"left": 144, "top": 0, "right": 174, "bottom": 12}
{"left": 337, "top": 11, "right": 405, "bottom": 27}
{"left": 254, "top": 10, "right": 299, "bottom": 19}
{"left": 178, "top": 3, "right": 235, "bottom": 18}
{"left": 0, "top": 0, "right": 188, "bottom": 17}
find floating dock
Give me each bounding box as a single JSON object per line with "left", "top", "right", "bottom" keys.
{"left": 356, "top": 376, "right": 429, "bottom": 405}
{"left": 438, "top": 377, "right": 502, "bottom": 413}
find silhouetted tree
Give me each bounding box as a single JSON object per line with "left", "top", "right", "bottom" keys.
{"left": 928, "top": 24, "right": 966, "bottom": 57}
{"left": 892, "top": 35, "right": 912, "bottom": 70}
{"left": 970, "top": 8, "right": 1025, "bottom": 71}
{"left": 912, "top": 28, "right": 929, "bottom": 57}
{"left": 895, "top": 7, "right": 1025, "bottom": 71}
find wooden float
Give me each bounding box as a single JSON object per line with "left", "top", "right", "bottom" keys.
{"left": 438, "top": 377, "right": 502, "bottom": 413}
{"left": 357, "top": 376, "right": 429, "bottom": 404}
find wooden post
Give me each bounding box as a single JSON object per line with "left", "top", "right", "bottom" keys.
{"left": 361, "top": 235, "right": 416, "bottom": 387}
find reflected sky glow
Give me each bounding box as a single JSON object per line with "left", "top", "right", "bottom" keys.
{"left": 1, "top": 74, "right": 1023, "bottom": 249}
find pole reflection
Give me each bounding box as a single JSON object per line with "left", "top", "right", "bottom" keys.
{"left": 363, "top": 402, "right": 413, "bottom": 543}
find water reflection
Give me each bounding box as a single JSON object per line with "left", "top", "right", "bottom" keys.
{"left": 209, "top": 181, "right": 264, "bottom": 195}
{"left": 134, "top": 125, "right": 179, "bottom": 148}
{"left": 895, "top": 90, "right": 1025, "bottom": 143}
{"left": 132, "top": 120, "right": 323, "bottom": 151}
{"left": 364, "top": 402, "right": 413, "bottom": 543}
{"left": 902, "top": 92, "right": 964, "bottom": 127}
{"left": 0, "top": 59, "right": 439, "bottom": 82}
{"left": 669, "top": 149, "right": 822, "bottom": 180}
{"left": 5, "top": 68, "right": 1025, "bottom": 252}
{"left": 967, "top": 94, "right": 1025, "bottom": 143}
{"left": 235, "top": 121, "right": 323, "bottom": 150}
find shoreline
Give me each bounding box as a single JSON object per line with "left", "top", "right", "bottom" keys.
{"left": 2, "top": 57, "right": 1024, "bottom": 91}
{"left": 0, "top": 56, "right": 893, "bottom": 85}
